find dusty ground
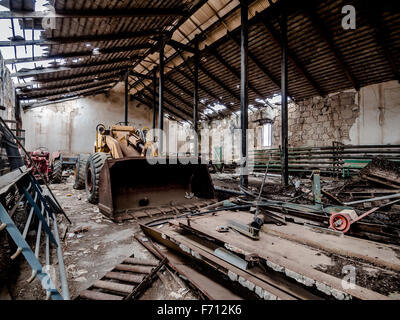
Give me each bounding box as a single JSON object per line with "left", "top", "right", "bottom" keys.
{"left": 10, "top": 175, "right": 197, "bottom": 300}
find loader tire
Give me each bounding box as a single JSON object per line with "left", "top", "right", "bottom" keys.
{"left": 85, "top": 152, "right": 111, "bottom": 204}
{"left": 73, "top": 154, "right": 89, "bottom": 190}
{"left": 51, "top": 159, "right": 62, "bottom": 183}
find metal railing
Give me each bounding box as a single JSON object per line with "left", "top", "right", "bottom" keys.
{"left": 0, "top": 168, "right": 69, "bottom": 300}
{"left": 248, "top": 143, "right": 400, "bottom": 177}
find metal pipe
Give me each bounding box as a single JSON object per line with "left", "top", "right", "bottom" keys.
{"left": 52, "top": 207, "right": 70, "bottom": 300}
{"left": 27, "top": 204, "right": 43, "bottom": 283}
{"left": 280, "top": 9, "right": 289, "bottom": 186}
{"left": 124, "top": 71, "right": 129, "bottom": 125}
{"left": 45, "top": 211, "right": 51, "bottom": 300}
{"left": 240, "top": 0, "right": 249, "bottom": 188}
{"left": 158, "top": 39, "right": 165, "bottom": 154}
{"left": 344, "top": 193, "right": 400, "bottom": 206}
{"left": 11, "top": 192, "right": 37, "bottom": 260}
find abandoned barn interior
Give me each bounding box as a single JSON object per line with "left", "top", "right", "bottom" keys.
{"left": 0, "top": 0, "right": 400, "bottom": 301}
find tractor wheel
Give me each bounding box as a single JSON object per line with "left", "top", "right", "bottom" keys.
{"left": 85, "top": 152, "right": 111, "bottom": 204}
{"left": 51, "top": 159, "right": 62, "bottom": 183}
{"left": 73, "top": 154, "right": 89, "bottom": 190}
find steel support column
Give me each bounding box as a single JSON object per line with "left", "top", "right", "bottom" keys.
{"left": 280, "top": 10, "right": 289, "bottom": 186}
{"left": 158, "top": 40, "right": 165, "bottom": 154}
{"left": 193, "top": 36, "right": 199, "bottom": 156}
{"left": 240, "top": 0, "right": 249, "bottom": 188}
{"left": 153, "top": 69, "right": 157, "bottom": 131}
{"left": 124, "top": 72, "right": 129, "bottom": 125}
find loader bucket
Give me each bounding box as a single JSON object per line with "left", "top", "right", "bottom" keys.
{"left": 97, "top": 157, "right": 216, "bottom": 221}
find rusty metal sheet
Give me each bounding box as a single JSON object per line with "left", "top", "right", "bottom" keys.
{"left": 98, "top": 157, "right": 216, "bottom": 221}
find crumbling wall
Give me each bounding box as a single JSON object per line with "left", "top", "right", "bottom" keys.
{"left": 272, "top": 91, "right": 360, "bottom": 147}
{"left": 0, "top": 51, "right": 15, "bottom": 120}
{"left": 272, "top": 80, "right": 400, "bottom": 147}
{"left": 201, "top": 80, "right": 400, "bottom": 152}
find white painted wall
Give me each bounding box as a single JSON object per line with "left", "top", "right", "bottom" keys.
{"left": 22, "top": 87, "right": 152, "bottom": 154}
{"left": 349, "top": 80, "right": 400, "bottom": 145}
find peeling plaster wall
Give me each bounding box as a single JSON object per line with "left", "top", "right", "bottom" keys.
{"left": 349, "top": 81, "right": 400, "bottom": 145}
{"left": 0, "top": 51, "right": 15, "bottom": 120}
{"left": 22, "top": 88, "right": 153, "bottom": 154}
{"left": 201, "top": 80, "right": 400, "bottom": 154}
{"left": 272, "top": 81, "right": 400, "bottom": 147}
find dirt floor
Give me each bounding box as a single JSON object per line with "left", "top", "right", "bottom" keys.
{"left": 9, "top": 174, "right": 197, "bottom": 300}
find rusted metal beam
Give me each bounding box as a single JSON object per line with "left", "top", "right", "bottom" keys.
{"left": 0, "top": 8, "right": 186, "bottom": 19}
{"left": 140, "top": 90, "right": 191, "bottom": 121}
{"left": 210, "top": 47, "right": 263, "bottom": 98}
{"left": 12, "top": 57, "right": 134, "bottom": 78}
{"left": 240, "top": 0, "right": 249, "bottom": 188}
{"left": 260, "top": 19, "right": 325, "bottom": 96}
{"left": 17, "top": 74, "right": 121, "bottom": 92}
{"left": 19, "top": 83, "right": 115, "bottom": 101}
{"left": 4, "top": 46, "right": 146, "bottom": 64}
{"left": 1, "top": 33, "right": 158, "bottom": 47}
{"left": 167, "top": 39, "right": 196, "bottom": 54}
{"left": 22, "top": 89, "right": 109, "bottom": 110}
{"left": 136, "top": 93, "right": 187, "bottom": 121}
{"left": 130, "top": 71, "right": 153, "bottom": 80}
{"left": 22, "top": 67, "right": 126, "bottom": 84}
{"left": 230, "top": 33, "right": 282, "bottom": 92}
{"left": 281, "top": 10, "right": 289, "bottom": 187}
{"left": 18, "top": 79, "right": 117, "bottom": 99}
{"left": 199, "top": 64, "right": 240, "bottom": 103}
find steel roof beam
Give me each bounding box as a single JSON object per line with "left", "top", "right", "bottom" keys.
{"left": 4, "top": 46, "right": 147, "bottom": 64}
{"left": 22, "top": 90, "right": 109, "bottom": 110}
{"left": 19, "top": 83, "right": 115, "bottom": 101}
{"left": 260, "top": 18, "right": 324, "bottom": 96}
{"left": 22, "top": 67, "right": 127, "bottom": 83}
{"left": 0, "top": 8, "right": 186, "bottom": 19}
{"left": 18, "top": 79, "right": 118, "bottom": 99}
{"left": 209, "top": 47, "right": 264, "bottom": 97}
{"left": 138, "top": 81, "right": 193, "bottom": 120}
{"left": 134, "top": 94, "right": 187, "bottom": 121}
{"left": 303, "top": 2, "right": 360, "bottom": 90}
{"left": 17, "top": 75, "right": 121, "bottom": 91}
{"left": 12, "top": 57, "right": 133, "bottom": 78}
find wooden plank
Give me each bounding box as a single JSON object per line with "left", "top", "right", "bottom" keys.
{"left": 114, "top": 264, "right": 153, "bottom": 274}
{"left": 263, "top": 223, "right": 400, "bottom": 272}
{"left": 137, "top": 232, "right": 244, "bottom": 300}
{"left": 79, "top": 290, "right": 123, "bottom": 300}
{"left": 104, "top": 272, "right": 144, "bottom": 284}
{"left": 123, "top": 257, "right": 159, "bottom": 266}
{"left": 92, "top": 280, "right": 134, "bottom": 294}
{"left": 175, "top": 211, "right": 390, "bottom": 300}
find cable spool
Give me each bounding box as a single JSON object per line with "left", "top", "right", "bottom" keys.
{"left": 329, "top": 209, "right": 358, "bottom": 233}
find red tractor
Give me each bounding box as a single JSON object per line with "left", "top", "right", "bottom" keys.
{"left": 25, "top": 147, "right": 63, "bottom": 183}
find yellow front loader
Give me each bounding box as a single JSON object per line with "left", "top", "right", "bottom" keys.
{"left": 78, "top": 122, "right": 215, "bottom": 222}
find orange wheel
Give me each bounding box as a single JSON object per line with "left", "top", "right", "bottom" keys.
{"left": 329, "top": 212, "right": 352, "bottom": 233}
